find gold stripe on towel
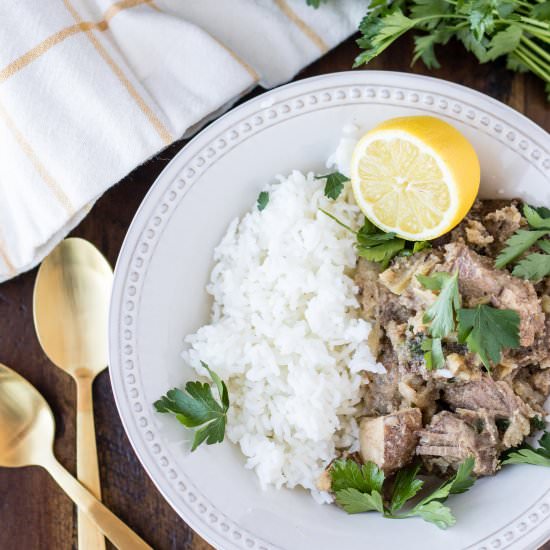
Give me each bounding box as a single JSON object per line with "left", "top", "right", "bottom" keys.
{"left": 207, "top": 33, "right": 259, "bottom": 82}
{"left": 104, "top": 0, "right": 158, "bottom": 21}
{"left": 0, "top": 98, "right": 74, "bottom": 217}
{"left": 61, "top": 0, "right": 173, "bottom": 145}
{"left": 0, "top": 0, "right": 155, "bottom": 84}
{"left": 146, "top": 0, "right": 161, "bottom": 12}
{"left": 274, "top": 0, "right": 329, "bottom": 53}
{"left": 0, "top": 24, "right": 88, "bottom": 83}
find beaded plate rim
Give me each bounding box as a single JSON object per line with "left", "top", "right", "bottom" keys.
{"left": 109, "top": 71, "right": 550, "bottom": 550}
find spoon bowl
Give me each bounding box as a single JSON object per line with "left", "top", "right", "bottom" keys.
{"left": 0, "top": 364, "right": 54, "bottom": 468}
{"left": 0, "top": 362, "right": 152, "bottom": 549}
{"left": 33, "top": 237, "right": 112, "bottom": 379}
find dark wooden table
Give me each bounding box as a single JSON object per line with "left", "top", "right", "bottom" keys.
{"left": 0, "top": 35, "right": 548, "bottom": 550}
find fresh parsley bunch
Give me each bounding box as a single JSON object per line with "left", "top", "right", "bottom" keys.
{"left": 330, "top": 457, "right": 476, "bottom": 529}
{"left": 155, "top": 362, "right": 229, "bottom": 451}
{"left": 308, "top": 0, "right": 550, "bottom": 100}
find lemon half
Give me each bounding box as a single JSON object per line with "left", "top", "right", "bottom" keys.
{"left": 350, "top": 116, "right": 480, "bottom": 240}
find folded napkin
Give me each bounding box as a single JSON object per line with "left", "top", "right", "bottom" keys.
{"left": 0, "top": 0, "right": 367, "bottom": 282}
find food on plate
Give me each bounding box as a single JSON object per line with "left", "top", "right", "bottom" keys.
{"left": 350, "top": 116, "right": 480, "bottom": 240}
{"left": 155, "top": 116, "right": 549, "bottom": 529}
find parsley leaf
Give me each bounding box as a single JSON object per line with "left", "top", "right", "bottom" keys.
{"left": 412, "top": 33, "right": 442, "bottom": 68}
{"left": 532, "top": 1, "right": 550, "bottom": 20}
{"left": 457, "top": 305, "right": 520, "bottom": 369}
{"left": 412, "top": 501, "right": 456, "bottom": 529}
{"left": 487, "top": 25, "right": 522, "bottom": 60}
{"left": 335, "top": 488, "right": 385, "bottom": 514}
{"left": 331, "top": 461, "right": 385, "bottom": 514}
{"left": 330, "top": 459, "right": 385, "bottom": 494}
{"left": 513, "top": 253, "right": 550, "bottom": 281}
{"left": 357, "top": 239, "right": 406, "bottom": 267}
{"left": 416, "top": 456, "right": 476, "bottom": 505}
{"left": 317, "top": 171, "right": 348, "bottom": 200}
{"left": 417, "top": 271, "right": 460, "bottom": 338}
{"left": 537, "top": 240, "right": 550, "bottom": 254}
{"left": 524, "top": 204, "right": 550, "bottom": 229}
{"left": 354, "top": 10, "right": 416, "bottom": 67}
{"left": 389, "top": 464, "right": 424, "bottom": 513}
{"left": 446, "top": 456, "right": 477, "bottom": 495}
{"left": 305, "top": 0, "right": 326, "bottom": 7}
{"left": 503, "top": 431, "right": 550, "bottom": 467}
{"left": 421, "top": 336, "right": 445, "bottom": 370}
{"left": 154, "top": 362, "right": 230, "bottom": 451}
{"left": 257, "top": 191, "right": 269, "bottom": 211}
{"left": 494, "top": 230, "right": 549, "bottom": 268}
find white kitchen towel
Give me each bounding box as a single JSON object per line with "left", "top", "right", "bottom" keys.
{"left": 0, "top": 0, "right": 367, "bottom": 282}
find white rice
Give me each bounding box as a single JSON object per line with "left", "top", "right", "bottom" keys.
{"left": 182, "top": 170, "right": 383, "bottom": 501}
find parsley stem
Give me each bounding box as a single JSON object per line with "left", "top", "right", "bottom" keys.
{"left": 319, "top": 208, "right": 356, "bottom": 234}
{"left": 517, "top": 44, "right": 550, "bottom": 72}
{"left": 521, "top": 36, "right": 550, "bottom": 64}
{"left": 515, "top": 47, "right": 550, "bottom": 82}
{"left": 519, "top": 16, "right": 550, "bottom": 30}
{"left": 515, "top": 23, "right": 550, "bottom": 41}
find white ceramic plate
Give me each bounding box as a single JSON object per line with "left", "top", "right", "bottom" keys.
{"left": 109, "top": 71, "right": 550, "bottom": 550}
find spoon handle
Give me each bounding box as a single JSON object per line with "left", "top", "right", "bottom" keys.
{"left": 76, "top": 375, "right": 106, "bottom": 550}
{"left": 44, "top": 455, "right": 153, "bottom": 550}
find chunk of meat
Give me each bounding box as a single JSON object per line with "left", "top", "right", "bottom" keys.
{"left": 532, "top": 368, "right": 550, "bottom": 398}
{"left": 508, "top": 314, "right": 550, "bottom": 368}
{"left": 362, "top": 345, "right": 403, "bottom": 416}
{"left": 443, "top": 376, "right": 526, "bottom": 416}
{"left": 442, "top": 243, "right": 544, "bottom": 346}
{"left": 356, "top": 258, "right": 412, "bottom": 326}
{"left": 484, "top": 204, "right": 523, "bottom": 245}
{"left": 398, "top": 374, "right": 440, "bottom": 421}
{"left": 416, "top": 410, "right": 499, "bottom": 476}
{"left": 465, "top": 219, "right": 494, "bottom": 247}
{"left": 355, "top": 259, "right": 382, "bottom": 320}
{"left": 359, "top": 408, "right": 422, "bottom": 474}
{"left": 442, "top": 375, "right": 535, "bottom": 448}
{"left": 379, "top": 251, "right": 441, "bottom": 300}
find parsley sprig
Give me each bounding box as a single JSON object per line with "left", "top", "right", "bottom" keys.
{"left": 320, "top": 209, "right": 429, "bottom": 268}
{"left": 503, "top": 431, "right": 550, "bottom": 467}
{"left": 457, "top": 305, "right": 520, "bottom": 369}
{"left": 496, "top": 205, "right": 550, "bottom": 280}
{"left": 330, "top": 457, "right": 476, "bottom": 529}
{"left": 417, "top": 271, "right": 520, "bottom": 370}
{"left": 417, "top": 271, "right": 461, "bottom": 369}
{"left": 154, "top": 362, "right": 230, "bottom": 451}
{"left": 316, "top": 171, "right": 349, "bottom": 200}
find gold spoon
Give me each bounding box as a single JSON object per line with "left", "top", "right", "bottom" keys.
{"left": 33, "top": 238, "right": 112, "bottom": 550}
{"left": 0, "top": 363, "right": 152, "bottom": 549}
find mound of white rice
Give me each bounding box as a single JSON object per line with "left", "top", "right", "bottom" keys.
{"left": 182, "top": 170, "right": 384, "bottom": 501}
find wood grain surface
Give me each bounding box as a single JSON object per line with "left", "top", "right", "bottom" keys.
{"left": 0, "top": 34, "right": 548, "bottom": 550}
